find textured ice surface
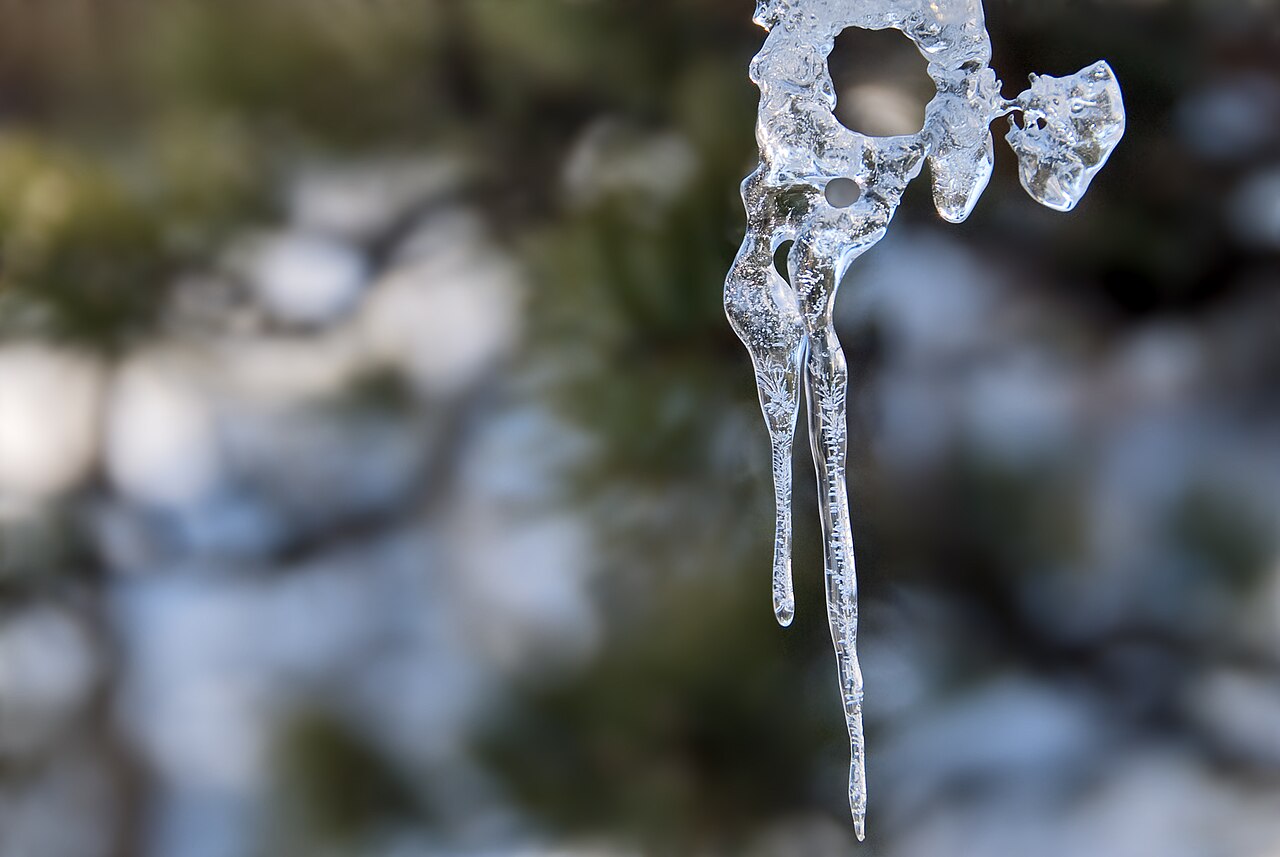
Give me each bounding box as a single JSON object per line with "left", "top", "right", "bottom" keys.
{"left": 725, "top": 0, "right": 1125, "bottom": 840}
{"left": 1008, "top": 63, "right": 1128, "bottom": 212}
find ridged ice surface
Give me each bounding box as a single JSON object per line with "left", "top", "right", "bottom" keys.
{"left": 725, "top": 0, "right": 1125, "bottom": 840}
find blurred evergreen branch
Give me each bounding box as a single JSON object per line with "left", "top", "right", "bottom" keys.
{"left": 476, "top": 568, "right": 843, "bottom": 852}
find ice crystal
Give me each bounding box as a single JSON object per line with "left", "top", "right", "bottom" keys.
{"left": 724, "top": 0, "right": 1125, "bottom": 840}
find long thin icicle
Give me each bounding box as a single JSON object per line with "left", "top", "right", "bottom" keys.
{"left": 725, "top": 0, "right": 1125, "bottom": 840}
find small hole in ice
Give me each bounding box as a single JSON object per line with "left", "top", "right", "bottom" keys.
{"left": 774, "top": 240, "right": 795, "bottom": 285}
{"left": 1018, "top": 113, "right": 1049, "bottom": 131}
{"left": 1017, "top": 113, "right": 1048, "bottom": 132}
{"left": 825, "top": 177, "right": 862, "bottom": 208}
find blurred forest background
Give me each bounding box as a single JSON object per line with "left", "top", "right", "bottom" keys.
{"left": 0, "top": 1, "right": 1278, "bottom": 856}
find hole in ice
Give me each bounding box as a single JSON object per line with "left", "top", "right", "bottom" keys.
{"left": 1014, "top": 113, "right": 1048, "bottom": 132}
{"left": 774, "top": 240, "right": 794, "bottom": 285}
{"left": 825, "top": 177, "right": 862, "bottom": 208}
{"left": 828, "top": 26, "right": 932, "bottom": 137}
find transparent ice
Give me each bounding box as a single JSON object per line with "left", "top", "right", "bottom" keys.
{"left": 724, "top": 0, "right": 1125, "bottom": 840}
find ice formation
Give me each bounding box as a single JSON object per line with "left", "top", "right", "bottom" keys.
{"left": 724, "top": 0, "right": 1125, "bottom": 840}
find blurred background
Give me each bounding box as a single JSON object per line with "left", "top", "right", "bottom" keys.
{"left": 0, "top": 1, "right": 1277, "bottom": 855}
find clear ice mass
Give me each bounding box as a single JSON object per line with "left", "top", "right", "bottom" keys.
{"left": 724, "top": 0, "right": 1126, "bottom": 840}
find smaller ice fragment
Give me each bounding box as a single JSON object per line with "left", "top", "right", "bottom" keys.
{"left": 1007, "top": 61, "right": 1127, "bottom": 212}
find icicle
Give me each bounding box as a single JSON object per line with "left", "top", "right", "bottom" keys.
{"left": 725, "top": 0, "right": 1124, "bottom": 840}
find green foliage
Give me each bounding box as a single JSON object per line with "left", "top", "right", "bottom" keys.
{"left": 1169, "top": 484, "right": 1273, "bottom": 593}
{"left": 477, "top": 569, "right": 843, "bottom": 851}
{"left": 0, "top": 136, "right": 165, "bottom": 342}
{"left": 267, "top": 710, "right": 429, "bottom": 855}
